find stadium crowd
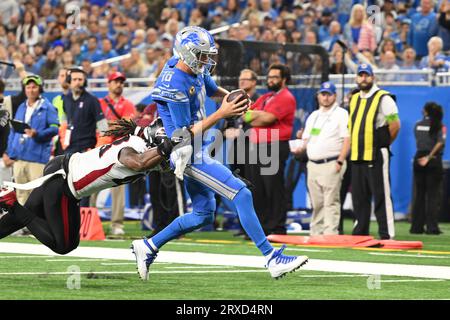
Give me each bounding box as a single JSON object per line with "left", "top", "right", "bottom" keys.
{"left": 0, "top": 0, "right": 450, "bottom": 82}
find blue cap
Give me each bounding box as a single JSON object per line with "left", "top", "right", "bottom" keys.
{"left": 318, "top": 81, "right": 336, "bottom": 94}
{"left": 357, "top": 63, "right": 374, "bottom": 76}
{"left": 52, "top": 40, "right": 64, "bottom": 49}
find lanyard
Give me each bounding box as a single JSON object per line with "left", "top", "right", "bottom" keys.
{"left": 309, "top": 104, "right": 338, "bottom": 137}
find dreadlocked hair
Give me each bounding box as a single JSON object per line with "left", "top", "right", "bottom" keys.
{"left": 103, "top": 118, "right": 138, "bottom": 138}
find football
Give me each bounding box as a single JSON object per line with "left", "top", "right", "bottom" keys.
{"left": 226, "top": 89, "right": 250, "bottom": 108}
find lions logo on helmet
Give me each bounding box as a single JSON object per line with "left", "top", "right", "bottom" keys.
{"left": 174, "top": 26, "right": 218, "bottom": 75}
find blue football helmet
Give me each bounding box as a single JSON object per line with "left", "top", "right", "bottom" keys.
{"left": 173, "top": 26, "right": 218, "bottom": 75}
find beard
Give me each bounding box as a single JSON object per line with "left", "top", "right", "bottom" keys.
{"left": 267, "top": 82, "right": 282, "bottom": 92}
{"left": 115, "top": 87, "right": 123, "bottom": 96}
{"left": 358, "top": 81, "right": 373, "bottom": 92}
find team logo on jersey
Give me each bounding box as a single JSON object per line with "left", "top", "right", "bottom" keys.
{"left": 189, "top": 86, "right": 195, "bottom": 95}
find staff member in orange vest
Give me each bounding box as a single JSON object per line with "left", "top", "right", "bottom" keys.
{"left": 349, "top": 64, "right": 401, "bottom": 240}
{"left": 98, "top": 72, "right": 136, "bottom": 236}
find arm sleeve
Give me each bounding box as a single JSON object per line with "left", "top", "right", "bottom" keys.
{"left": 204, "top": 73, "right": 219, "bottom": 97}
{"left": 34, "top": 104, "right": 59, "bottom": 142}
{"left": 167, "top": 101, "right": 192, "bottom": 129}
{"left": 6, "top": 129, "right": 15, "bottom": 158}
{"left": 380, "top": 95, "right": 399, "bottom": 120}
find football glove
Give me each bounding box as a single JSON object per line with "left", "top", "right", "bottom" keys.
{"left": 0, "top": 109, "right": 10, "bottom": 128}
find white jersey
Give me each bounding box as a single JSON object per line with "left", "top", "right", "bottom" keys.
{"left": 67, "top": 135, "right": 155, "bottom": 199}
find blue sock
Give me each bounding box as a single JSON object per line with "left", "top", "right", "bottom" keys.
{"left": 151, "top": 211, "right": 213, "bottom": 248}
{"left": 233, "top": 188, "right": 273, "bottom": 256}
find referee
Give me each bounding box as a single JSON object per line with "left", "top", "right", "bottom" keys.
{"left": 349, "top": 64, "right": 401, "bottom": 240}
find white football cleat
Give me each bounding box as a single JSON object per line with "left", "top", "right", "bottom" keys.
{"left": 131, "top": 238, "right": 158, "bottom": 281}
{"left": 266, "top": 245, "right": 308, "bottom": 279}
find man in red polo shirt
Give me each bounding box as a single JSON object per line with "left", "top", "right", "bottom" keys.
{"left": 243, "top": 63, "right": 296, "bottom": 235}
{"left": 98, "top": 71, "right": 136, "bottom": 236}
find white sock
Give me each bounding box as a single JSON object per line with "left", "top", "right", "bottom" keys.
{"left": 264, "top": 249, "right": 275, "bottom": 263}
{"left": 145, "top": 238, "right": 159, "bottom": 252}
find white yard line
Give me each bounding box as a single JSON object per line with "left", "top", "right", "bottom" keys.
{"left": 1, "top": 242, "right": 450, "bottom": 280}
{"left": 0, "top": 255, "right": 54, "bottom": 259}
{"left": 286, "top": 248, "right": 333, "bottom": 253}
{"left": 164, "top": 266, "right": 234, "bottom": 269}
{"left": 378, "top": 279, "right": 446, "bottom": 283}
{"left": 46, "top": 259, "right": 110, "bottom": 262}
{"left": 0, "top": 270, "right": 267, "bottom": 276}
{"left": 100, "top": 262, "right": 171, "bottom": 266}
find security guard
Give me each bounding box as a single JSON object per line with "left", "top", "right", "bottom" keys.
{"left": 410, "top": 102, "right": 446, "bottom": 235}
{"left": 349, "top": 64, "right": 401, "bottom": 240}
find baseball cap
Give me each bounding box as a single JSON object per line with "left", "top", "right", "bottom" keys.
{"left": 108, "top": 71, "right": 126, "bottom": 82}
{"left": 52, "top": 39, "right": 65, "bottom": 49}
{"left": 318, "top": 81, "right": 336, "bottom": 95}
{"left": 23, "top": 74, "right": 43, "bottom": 86}
{"left": 357, "top": 63, "right": 374, "bottom": 76}
{"left": 161, "top": 33, "right": 174, "bottom": 42}
{"left": 322, "top": 8, "right": 333, "bottom": 16}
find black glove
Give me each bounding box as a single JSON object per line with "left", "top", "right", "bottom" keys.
{"left": 0, "top": 109, "right": 10, "bottom": 128}
{"left": 145, "top": 117, "right": 166, "bottom": 147}
{"left": 156, "top": 136, "right": 173, "bottom": 159}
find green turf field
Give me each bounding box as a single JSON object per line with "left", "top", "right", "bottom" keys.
{"left": 0, "top": 220, "right": 449, "bottom": 300}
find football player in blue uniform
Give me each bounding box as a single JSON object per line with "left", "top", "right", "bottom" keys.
{"left": 131, "top": 26, "right": 308, "bottom": 280}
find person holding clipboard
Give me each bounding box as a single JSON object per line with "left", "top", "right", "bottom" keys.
{"left": 3, "top": 75, "right": 59, "bottom": 205}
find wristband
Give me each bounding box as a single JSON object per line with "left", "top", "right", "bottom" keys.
{"left": 244, "top": 110, "right": 253, "bottom": 123}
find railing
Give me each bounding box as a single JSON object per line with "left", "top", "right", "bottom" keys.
{"left": 2, "top": 69, "right": 444, "bottom": 92}
{"left": 436, "top": 72, "right": 450, "bottom": 86}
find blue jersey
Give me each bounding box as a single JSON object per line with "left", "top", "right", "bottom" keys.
{"left": 150, "top": 57, "right": 218, "bottom": 137}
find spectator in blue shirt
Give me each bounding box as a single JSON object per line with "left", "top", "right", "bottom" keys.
{"left": 318, "top": 9, "right": 334, "bottom": 43}
{"left": 5, "top": 75, "right": 59, "bottom": 205}
{"left": 80, "top": 36, "right": 102, "bottom": 62}
{"left": 115, "top": 31, "right": 131, "bottom": 56}
{"left": 321, "top": 22, "right": 344, "bottom": 52}
{"left": 438, "top": 0, "right": 450, "bottom": 50}
{"left": 409, "top": 0, "right": 439, "bottom": 58}
{"left": 419, "top": 36, "right": 450, "bottom": 71}
{"left": 261, "top": 0, "right": 279, "bottom": 20}
{"left": 97, "top": 38, "right": 118, "bottom": 61}
{"left": 400, "top": 47, "right": 424, "bottom": 81}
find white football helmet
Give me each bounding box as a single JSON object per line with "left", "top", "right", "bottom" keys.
{"left": 173, "top": 26, "right": 218, "bottom": 75}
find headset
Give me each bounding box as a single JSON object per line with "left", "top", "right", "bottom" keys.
{"left": 66, "top": 67, "right": 88, "bottom": 88}
{"left": 22, "top": 74, "right": 44, "bottom": 94}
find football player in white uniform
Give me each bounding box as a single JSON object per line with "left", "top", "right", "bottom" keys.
{"left": 0, "top": 118, "right": 183, "bottom": 254}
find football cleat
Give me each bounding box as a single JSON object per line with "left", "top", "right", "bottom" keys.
{"left": 0, "top": 186, "right": 17, "bottom": 211}
{"left": 266, "top": 245, "right": 309, "bottom": 279}
{"left": 131, "top": 238, "right": 158, "bottom": 281}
